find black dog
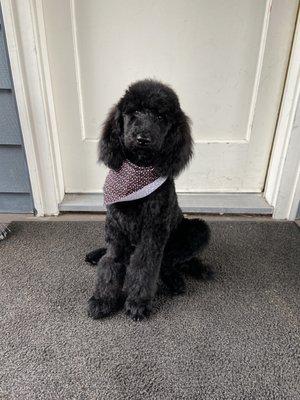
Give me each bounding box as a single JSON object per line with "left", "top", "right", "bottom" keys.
{"left": 87, "top": 80, "right": 213, "bottom": 321}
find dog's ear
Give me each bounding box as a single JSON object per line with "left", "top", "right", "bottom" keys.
{"left": 158, "top": 110, "right": 193, "bottom": 177}
{"left": 98, "top": 105, "right": 124, "bottom": 170}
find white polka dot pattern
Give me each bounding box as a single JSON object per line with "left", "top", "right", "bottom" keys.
{"left": 103, "top": 160, "right": 167, "bottom": 206}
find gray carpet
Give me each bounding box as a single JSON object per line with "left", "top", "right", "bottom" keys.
{"left": 0, "top": 221, "right": 299, "bottom": 400}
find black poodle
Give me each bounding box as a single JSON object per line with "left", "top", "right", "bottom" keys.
{"left": 86, "top": 79, "right": 213, "bottom": 321}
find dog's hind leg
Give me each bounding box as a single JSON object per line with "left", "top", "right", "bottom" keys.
{"left": 160, "top": 259, "right": 186, "bottom": 295}
{"left": 85, "top": 247, "right": 107, "bottom": 265}
{"left": 166, "top": 218, "right": 210, "bottom": 263}
{"left": 161, "top": 218, "right": 214, "bottom": 293}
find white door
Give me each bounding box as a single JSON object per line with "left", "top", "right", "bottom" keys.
{"left": 41, "top": 0, "right": 298, "bottom": 195}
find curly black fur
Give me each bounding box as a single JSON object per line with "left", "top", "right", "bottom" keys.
{"left": 87, "top": 80, "right": 213, "bottom": 321}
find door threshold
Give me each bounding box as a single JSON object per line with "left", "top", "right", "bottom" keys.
{"left": 59, "top": 193, "right": 273, "bottom": 215}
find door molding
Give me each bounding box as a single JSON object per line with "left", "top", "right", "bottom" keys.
{"left": 264, "top": 8, "right": 300, "bottom": 220}
{"left": 0, "top": 0, "right": 64, "bottom": 216}
{"left": 1, "top": 0, "right": 299, "bottom": 219}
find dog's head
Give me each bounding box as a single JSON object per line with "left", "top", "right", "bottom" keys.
{"left": 99, "top": 79, "right": 193, "bottom": 177}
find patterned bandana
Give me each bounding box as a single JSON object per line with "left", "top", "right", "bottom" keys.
{"left": 103, "top": 160, "right": 167, "bottom": 206}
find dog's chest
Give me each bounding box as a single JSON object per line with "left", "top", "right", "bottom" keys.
{"left": 109, "top": 201, "right": 149, "bottom": 243}
{"left": 106, "top": 179, "right": 178, "bottom": 245}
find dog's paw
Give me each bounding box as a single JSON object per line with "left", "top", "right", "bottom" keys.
{"left": 192, "top": 263, "right": 215, "bottom": 281}
{"left": 85, "top": 254, "right": 98, "bottom": 266}
{"left": 124, "top": 299, "right": 152, "bottom": 321}
{"left": 198, "top": 264, "right": 215, "bottom": 281}
{"left": 184, "top": 258, "right": 215, "bottom": 281}
{"left": 85, "top": 248, "right": 107, "bottom": 266}
{"left": 87, "top": 296, "right": 116, "bottom": 319}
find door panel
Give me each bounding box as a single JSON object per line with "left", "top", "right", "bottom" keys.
{"left": 41, "top": 0, "right": 298, "bottom": 193}
{"left": 74, "top": 0, "right": 266, "bottom": 143}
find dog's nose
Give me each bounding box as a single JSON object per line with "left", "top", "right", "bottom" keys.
{"left": 136, "top": 135, "right": 151, "bottom": 146}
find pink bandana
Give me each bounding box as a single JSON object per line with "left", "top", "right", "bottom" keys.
{"left": 103, "top": 160, "right": 167, "bottom": 206}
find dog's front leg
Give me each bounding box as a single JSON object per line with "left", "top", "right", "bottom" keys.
{"left": 124, "top": 229, "right": 168, "bottom": 321}
{"left": 88, "top": 242, "right": 126, "bottom": 319}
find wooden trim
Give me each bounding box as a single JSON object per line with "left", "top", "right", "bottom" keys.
{"left": 0, "top": 0, "right": 64, "bottom": 215}
{"left": 33, "top": 0, "right": 65, "bottom": 203}
{"left": 1, "top": 0, "right": 43, "bottom": 215}
{"left": 245, "top": 0, "right": 272, "bottom": 141}
{"left": 287, "top": 167, "right": 300, "bottom": 220}
{"left": 264, "top": 8, "right": 300, "bottom": 220}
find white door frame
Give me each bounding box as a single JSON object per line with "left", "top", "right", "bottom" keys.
{"left": 1, "top": 0, "right": 299, "bottom": 219}
{"left": 264, "top": 9, "right": 300, "bottom": 220}
{"left": 1, "top": 0, "right": 64, "bottom": 216}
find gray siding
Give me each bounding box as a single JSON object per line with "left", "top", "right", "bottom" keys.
{"left": 0, "top": 16, "right": 11, "bottom": 89}
{"left": 0, "top": 147, "right": 32, "bottom": 192}
{"left": 0, "top": 7, "right": 33, "bottom": 213}
{"left": 0, "top": 92, "right": 22, "bottom": 144}
{"left": 0, "top": 193, "right": 33, "bottom": 213}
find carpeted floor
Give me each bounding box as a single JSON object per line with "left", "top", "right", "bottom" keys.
{"left": 0, "top": 220, "right": 299, "bottom": 400}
